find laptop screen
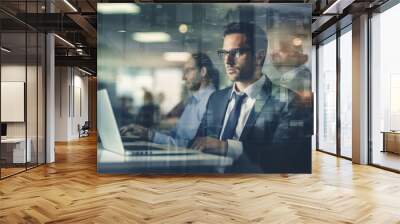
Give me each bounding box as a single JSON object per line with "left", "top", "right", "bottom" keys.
{"left": 97, "top": 89, "right": 126, "bottom": 155}
{"left": 1, "top": 123, "right": 7, "bottom": 137}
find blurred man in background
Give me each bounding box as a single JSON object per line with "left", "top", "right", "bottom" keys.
{"left": 120, "top": 53, "right": 219, "bottom": 147}
{"left": 114, "top": 95, "right": 136, "bottom": 127}
{"left": 136, "top": 90, "right": 160, "bottom": 128}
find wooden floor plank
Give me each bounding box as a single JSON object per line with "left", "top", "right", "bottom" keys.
{"left": 0, "top": 135, "right": 400, "bottom": 223}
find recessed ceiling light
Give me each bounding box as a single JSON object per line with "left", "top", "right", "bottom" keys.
{"left": 98, "top": 3, "right": 140, "bottom": 14}
{"left": 163, "top": 52, "right": 191, "bottom": 62}
{"left": 78, "top": 67, "right": 92, "bottom": 76}
{"left": 63, "top": 0, "right": 78, "bottom": 12}
{"left": 322, "top": 0, "right": 352, "bottom": 15}
{"left": 54, "top": 34, "right": 75, "bottom": 48}
{"left": 132, "top": 32, "right": 171, "bottom": 43}
{"left": 117, "top": 30, "right": 127, "bottom": 33}
{"left": 1, "top": 47, "right": 11, "bottom": 53}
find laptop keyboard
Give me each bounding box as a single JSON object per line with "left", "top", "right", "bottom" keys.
{"left": 125, "top": 145, "right": 163, "bottom": 151}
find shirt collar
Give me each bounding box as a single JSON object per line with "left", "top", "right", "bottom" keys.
{"left": 230, "top": 75, "right": 266, "bottom": 100}
{"left": 280, "top": 65, "right": 305, "bottom": 82}
{"left": 192, "top": 84, "right": 216, "bottom": 102}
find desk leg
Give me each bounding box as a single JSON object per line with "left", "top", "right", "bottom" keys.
{"left": 382, "top": 133, "right": 386, "bottom": 152}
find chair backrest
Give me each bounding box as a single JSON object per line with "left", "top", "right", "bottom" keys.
{"left": 82, "top": 121, "right": 90, "bottom": 129}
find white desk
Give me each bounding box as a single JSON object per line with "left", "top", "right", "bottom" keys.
{"left": 97, "top": 147, "right": 233, "bottom": 173}
{"left": 1, "top": 138, "right": 31, "bottom": 163}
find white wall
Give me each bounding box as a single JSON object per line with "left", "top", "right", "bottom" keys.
{"left": 1, "top": 64, "right": 46, "bottom": 163}
{"left": 72, "top": 73, "right": 89, "bottom": 138}
{"left": 55, "top": 66, "right": 69, "bottom": 141}
{"left": 1, "top": 65, "right": 38, "bottom": 137}
{"left": 55, "top": 67, "right": 89, "bottom": 141}
{"left": 1, "top": 65, "right": 26, "bottom": 141}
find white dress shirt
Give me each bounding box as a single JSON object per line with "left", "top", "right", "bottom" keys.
{"left": 220, "top": 75, "right": 266, "bottom": 160}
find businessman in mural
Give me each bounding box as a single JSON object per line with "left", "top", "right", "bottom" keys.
{"left": 192, "top": 22, "right": 312, "bottom": 173}
{"left": 266, "top": 32, "right": 312, "bottom": 101}
{"left": 120, "top": 53, "right": 219, "bottom": 148}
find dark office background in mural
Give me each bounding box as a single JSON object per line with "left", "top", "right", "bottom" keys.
{"left": 97, "top": 3, "right": 313, "bottom": 173}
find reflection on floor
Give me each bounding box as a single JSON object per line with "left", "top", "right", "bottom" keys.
{"left": 0, "top": 162, "right": 41, "bottom": 178}
{"left": 373, "top": 150, "right": 400, "bottom": 171}
{"left": 0, "top": 135, "right": 400, "bottom": 223}
{"left": 0, "top": 167, "right": 25, "bottom": 177}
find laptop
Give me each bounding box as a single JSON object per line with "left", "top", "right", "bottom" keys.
{"left": 1, "top": 123, "right": 7, "bottom": 140}
{"left": 97, "top": 89, "right": 199, "bottom": 156}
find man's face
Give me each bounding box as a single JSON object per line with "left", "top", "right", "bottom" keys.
{"left": 222, "top": 33, "right": 255, "bottom": 82}
{"left": 182, "top": 58, "right": 201, "bottom": 91}
{"left": 270, "top": 40, "right": 304, "bottom": 67}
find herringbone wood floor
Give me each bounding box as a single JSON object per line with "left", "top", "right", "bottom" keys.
{"left": 1, "top": 135, "right": 400, "bottom": 224}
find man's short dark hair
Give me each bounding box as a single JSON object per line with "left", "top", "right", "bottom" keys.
{"left": 223, "top": 22, "right": 268, "bottom": 54}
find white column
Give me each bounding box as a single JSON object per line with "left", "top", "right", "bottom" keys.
{"left": 46, "top": 33, "right": 55, "bottom": 163}
{"left": 352, "top": 14, "right": 369, "bottom": 164}
{"left": 45, "top": 0, "right": 56, "bottom": 163}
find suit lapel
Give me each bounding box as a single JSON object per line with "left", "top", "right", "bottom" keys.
{"left": 214, "top": 88, "right": 232, "bottom": 138}
{"left": 239, "top": 80, "right": 271, "bottom": 141}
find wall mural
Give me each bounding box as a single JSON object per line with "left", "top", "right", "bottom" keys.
{"left": 97, "top": 3, "right": 313, "bottom": 173}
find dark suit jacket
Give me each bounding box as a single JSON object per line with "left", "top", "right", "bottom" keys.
{"left": 195, "top": 75, "right": 312, "bottom": 173}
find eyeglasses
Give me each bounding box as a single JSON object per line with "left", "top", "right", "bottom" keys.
{"left": 217, "top": 47, "right": 251, "bottom": 59}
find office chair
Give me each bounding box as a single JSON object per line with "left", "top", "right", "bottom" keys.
{"left": 79, "top": 121, "right": 90, "bottom": 138}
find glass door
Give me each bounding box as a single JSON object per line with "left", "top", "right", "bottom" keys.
{"left": 317, "top": 35, "right": 337, "bottom": 154}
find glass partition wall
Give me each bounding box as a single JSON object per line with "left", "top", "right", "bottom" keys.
{"left": 370, "top": 2, "right": 400, "bottom": 172}
{"left": 317, "top": 35, "right": 337, "bottom": 155}
{"left": 316, "top": 25, "right": 352, "bottom": 159}
{"left": 0, "top": 2, "right": 46, "bottom": 179}
{"left": 0, "top": 30, "right": 27, "bottom": 177}
{"left": 339, "top": 26, "right": 352, "bottom": 159}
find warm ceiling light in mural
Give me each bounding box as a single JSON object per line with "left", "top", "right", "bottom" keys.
{"left": 63, "top": 0, "right": 78, "bottom": 12}
{"left": 98, "top": 3, "right": 140, "bottom": 14}
{"left": 292, "top": 38, "right": 303, "bottom": 46}
{"left": 132, "top": 32, "right": 171, "bottom": 43}
{"left": 179, "top": 24, "right": 188, "bottom": 34}
{"left": 163, "top": 52, "right": 191, "bottom": 62}
{"left": 54, "top": 34, "right": 75, "bottom": 48}
{"left": 1, "top": 47, "right": 11, "bottom": 53}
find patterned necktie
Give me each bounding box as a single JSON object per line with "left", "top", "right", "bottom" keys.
{"left": 221, "top": 92, "right": 247, "bottom": 140}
